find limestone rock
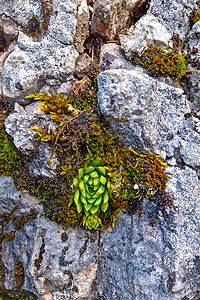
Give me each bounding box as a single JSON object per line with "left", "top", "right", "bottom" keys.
{"left": 91, "top": 0, "right": 147, "bottom": 40}
{"left": 149, "top": 0, "right": 199, "bottom": 40}
{"left": 187, "top": 70, "right": 200, "bottom": 116}
{"left": 99, "top": 43, "right": 137, "bottom": 72}
{"left": 120, "top": 14, "right": 173, "bottom": 59}
{"left": 97, "top": 167, "right": 200, "bottom": 299}
{"left": 4, "top": 102, "right": 54, "bottom": 154}
{"left": 0, "top": 176, "right": 43, "bottom": 215}
{"left": 2, "top": 213, "right": 98, "bottom": 299}
{"left": 74, "top": 0, "right": 90, "bottom": 53}
{"left": 27, "top": 143, "right": 59, "bottom": 179}
{"left": 97, "top": 69, "right": 200, "bottom": 168}
{"left": 1, "top": 0, "right": 79, "bottom": 104}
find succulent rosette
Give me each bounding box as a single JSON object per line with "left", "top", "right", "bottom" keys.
{"left": 69, "top": 157, "right": 115, "bottom": 228}
{"left": 82, "top": 214, "right": 102, "bottom": 230}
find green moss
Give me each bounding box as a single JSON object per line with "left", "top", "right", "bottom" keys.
{"left": 0, "top": 288, "right": 37, "bottom": 300}
{"left": 0, "top": 128, "right": 22, "bottom": 176}
{"left": 135, "top": 46, "right": 187, "bottom": 78}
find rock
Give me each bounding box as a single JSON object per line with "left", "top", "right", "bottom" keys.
{"left": 120, "top": 14, "right": 173, "bottom": 59}
{"left": 4, "top": 101, "right": 56, "bottom": 155}
{"left": 4, "top": 101, "right": 60, "bottom": 178}
{"left": 99, "top": 43, "right": 137, "bottom": 72}
{"left": 149, "top": 0, "right": 199, "bottom": 40}
{"left": 97, "top": 166, "right": 200, "bottom": 299}
{"left": 187, "top": 70, "right": 200, "bottom": 116}
{"left": 27, "top": 143, "right": 59, "bottom": 179}
{"left": 1, "top": 0, "right": 79, "bottom": 104}
{"left": 2, "top": 213, "right": 98, "bottom": 299}
{"left": 0, "top": 176, "right": 43, "bottom": 215}
{"left": 0, "top": 14, "right": 18, "bottom": 50}
{"left": 187, "top": 20, "right": 200, "bottom": 54}
{"left": 91, "top": 0, "right": 147, "bottom": 40}
{"left": 74, "top": 0, "right": 90, "bottom": 53}
{"left": 75, "top": 53, "right": 98, "bottom": 79}
{"left": 97, "top": 69, "right": 200, "bottom": 168}
{"left": 1, "top": 40, "right": 78, "bottom": 104}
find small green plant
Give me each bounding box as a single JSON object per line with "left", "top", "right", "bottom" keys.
{"left": 135, "top": 46, "right": 187, "bottom": 78}
{"left": 82, "top": 214, "right": 102, "bottom": 230}
{"left": 69, "top": 157, "right": 116, "bottom": 229}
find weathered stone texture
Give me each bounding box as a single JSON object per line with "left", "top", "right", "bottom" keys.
{"left": 98, "top": 69, "right": 200, "bottom": 168}
{"left": 97, "top": 167, "right": 200, "bottom": 299}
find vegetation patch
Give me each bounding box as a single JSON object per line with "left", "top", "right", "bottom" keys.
{"left": 22, "top": 0, "right": 54, "bottom": 39}
{"left": 191, "top": 9, "right": 200, "bottom": 25}
{"left": 20, "top": 90, "right": 172, "bottom": 230}
{"left": 134, "top": 46, "right": 187, "bottom": 79}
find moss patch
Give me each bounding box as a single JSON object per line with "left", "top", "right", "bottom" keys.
{"left": 134, "top": 46, "right": 187, "bottom": 78}
{"left": 191, "top": 10, "right": 200, "bottom": 25}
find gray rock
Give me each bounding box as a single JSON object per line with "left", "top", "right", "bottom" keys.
{"left": 149, "top": 0, "right": 199, "bottom": 40}
{"left": 1, "top": 0, "right": 79, "bottom": 104}
{"left": 91, "top": 0, "right": 147, "bottom": 40}
{"left": 97, "top": 166, "right": 200, "bottom": 299}
{"left": 74, "top": 0, "right": 90, "bottom": 53}
{"left": 0, "top": 176, "right": 43, "bottom": 215}
{"left": 120, "top": 14, "right": 173, "bottom": 59}
{"left": 4, "top": 101, "right": 55, "bottom": 154}
{"left": 27, "top": 143, "right": 59, "bottom": 179}
{"left": 4, "top": 101, "right": 59, "bottom": 178}
{"left": 187, "top": 20, "right": 200, "bottom": 54}
{"left": 2, "top": 215, "right": 98, "bottom": 299}
{"left": 99, "top": 43, "right": 138, "bottom": 72}
{"left": 97, "top": 69, "right": 200, "bottom": 168}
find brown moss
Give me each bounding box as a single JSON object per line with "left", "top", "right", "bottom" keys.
{"left": 14, "top": 261, "right": 25, "bottom": 287}
{"left": 12, "top": 209, "right": 38, "bottom": 230}
{"left": 134, "top": 46, "right": 187, "bottom": 78}
{"left": 4, "top": 231, "right": 15, "bottom": 242}
{"left": 191, "top": 10, "right": 200, "bottom": 25}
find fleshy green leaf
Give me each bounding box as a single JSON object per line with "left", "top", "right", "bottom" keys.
{"left": 90, "top": 204, "right": 99, "bottom": 214}
{"left": 83, "top": 175, "right": 89, "bottom": 183}
{"left": 85, "top": 166, "right": 95, "bottom": 175}
{"left": 93, "top": 177, "right": 100, "bottom": 186}
{"left": 96, "top": 166, "right": 106, "bottom": 176}
{"left": 100, "top": 175, "right": 107, "bottom": 185}
{"left": 74, "top": 189, "right": 80, "bottom": 205}
{"left": 94, "top": 195, "right": 102, "bottom": 205}
{"left": 96, "top": 184, "right": 106, "bottom": 195}
{"left": 78, "top": 168, "right": 85, "bottom": 179}
{"left": 90, "top": 171, "right": 99, "bottom": 178}
{"left": 80, "top": 194, "right": 88, "bottom": 204}
{"left": 73, "top": 177, "right": 79, "bottom": 187}
{"left": 77, "top": 200, "right": 83, "bottom": 213}
{"left": 103, "top": 190, "right": 109, "bottom": 203}
{"left": 90, "top": 158, "right": 102, "bottom": 167}
{"left": 68, "top": 195, "right": 73, "bottom": 207}
{"left": 84, "top": 203, "right": 92, "bottom": 211}
{"left": 100, "top": 201, "right": 109, "bottom": 212}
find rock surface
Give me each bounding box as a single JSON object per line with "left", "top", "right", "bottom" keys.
{"left": 91, "top": 0, "right": 147, "bottom": 40}
{"left": 1, "top": 0, "right": 200, "bottom": 299}
{"left": 97, "top": 167, "right": 200, "bottom": 300}
{"left": 98, "top": 69, "right": 200, "bottom": 168}
{"left": 1, "top": 0, "right": 79, "bottom": 104}
{"left": 120, "top": 14, "right": 173, "bottom": 58}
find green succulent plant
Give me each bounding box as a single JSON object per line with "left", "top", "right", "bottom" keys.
{"left": 82, "top": 214, "right": 102, "bottom": 230}
{"left": 69, "top": 157, "right": 116, "bottom": 228}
